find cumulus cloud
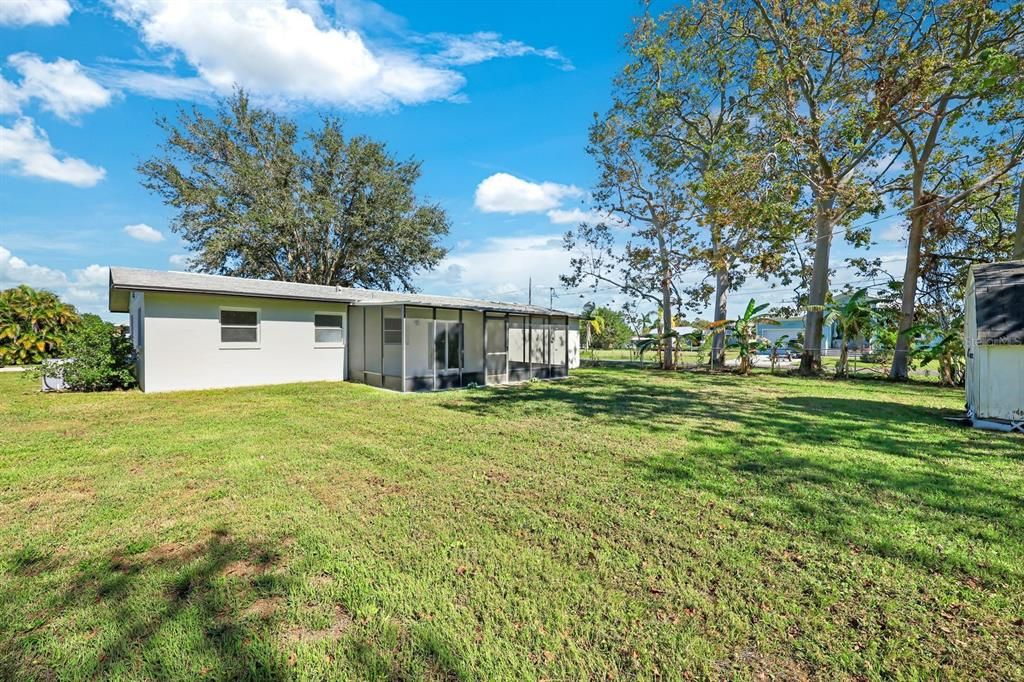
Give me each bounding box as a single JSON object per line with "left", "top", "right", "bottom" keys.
{"left": 0, "top": 118, "right": 106, "bottom": 187}
{"left": 123, "top": 223, "right": 165, "bottom": 243}
{"left": 417, "top": 234, "right": 571, "bottom": 304}
{"left": 0, "top": 246, "right": 110, "bottom": 311}
{"left": 168, "top": 254, "right": 191, "bottom": 267}
{"left": 0, "top": 0, "right": 71, "bottom": 27}
{"left": 107, "top": 0, "right": 465, "bottom": 110}
{"left": 474, "top": 173, "right": 583, "bottom": 214}
{"left": 2, "top": 52, "right": 114, "bottom": 121}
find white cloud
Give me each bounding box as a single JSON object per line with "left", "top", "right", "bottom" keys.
{"left": 3, "top": 53, "right": 114, "bottom": 121}
{"left": 0, "top": 76, "right": 21, "bottom": 114}
{"left": 417, "top": 233, "right": 571, "bottom": 304}
{"left": 0, "top": 245, "right": 67, "bottom": 289}
{"left": 108, "top": 0, "right": 465, "bottom": 110}
{"left": 0, "top": 117, "right": 106, "bottom": 187}
{"left": 474, "top": 173, "right": 583, "bottom": 214}
{"left": 168, "top": 254, "right": 191, "bottom": 267}
{"left": 98, "top": 69, "right": 213, "bottom": 102}
{"left": 123, "top": 223, "right": 165, "bottom": 243}
{"left": 0, "top": 246, "right": 110, "bottom": 313}
{"left": 0, "top": 0, "right": 71, "bottom": 27}
{"left": 545, "top": 207, "right": 625, "bottom": 227}
{"left": 429, "top": 32, "right": 573, "bottom": 70}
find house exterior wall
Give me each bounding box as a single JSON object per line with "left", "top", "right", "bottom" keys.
{"left": 140, "top": 291, "right": 347, "bottom": 392}
{"left": 129, "top": 291, "right": 146, "bottom": 392}
{"left": 569, "top": 319, "right": 580, "bottom": 369}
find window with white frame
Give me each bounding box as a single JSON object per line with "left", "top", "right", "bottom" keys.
{"left": 383, "top": 317, "right": 402, "bottom": 344}
{"left": 314, "top": 313, "right": 344, "bottom": 346}
{"left": 220, "top": 308, "right": 259, "bottom": 346}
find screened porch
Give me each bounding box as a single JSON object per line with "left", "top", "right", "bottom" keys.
{"left": 347, "top": 304, "right": 574, "bottom": 392}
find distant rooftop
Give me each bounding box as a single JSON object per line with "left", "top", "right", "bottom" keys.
{"left": 108, "top": 267, "right": 577, "bottom": 318}
{"left": 972, "top": 259, "right": 1024, "bottom": 345}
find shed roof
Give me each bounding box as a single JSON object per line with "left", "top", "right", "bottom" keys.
{"left": 971, "top": 259, "right": 1024, "bottom": 345}
{"left": 108, "top": 267, "right": 577, "bottom": 318}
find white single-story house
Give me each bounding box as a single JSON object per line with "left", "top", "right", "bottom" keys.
{"left": 109, "top": 268, "right": 580, "bottom": 393}
{"left": 964, "top": 260, "right": 1024, "bottom": 433}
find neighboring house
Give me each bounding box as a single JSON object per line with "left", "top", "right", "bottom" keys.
{"left": 965, "top": 260, "right": 1024, "bottom": 432}
{"left": 109, "top": 268, "right": 580, "bottom": 393}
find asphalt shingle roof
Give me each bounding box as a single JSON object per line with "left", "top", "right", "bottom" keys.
{"left": 972, "top": 260, "right": 1024, "bottom": 345}
{"left": 108, "top": 267, "right": 577, "bottom": 318}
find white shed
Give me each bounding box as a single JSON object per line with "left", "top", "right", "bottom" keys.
{"left": 964, "top": 260, "right": 1024, "bottom": 433}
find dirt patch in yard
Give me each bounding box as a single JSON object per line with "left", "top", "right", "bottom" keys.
{"left": 244, "top": 597, "right": 285, "bottom": 620}
{"left": 281, "top": 604, "right": 352, "bottom": 644}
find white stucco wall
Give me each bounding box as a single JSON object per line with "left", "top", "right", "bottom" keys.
{"left": 129, "top": 291, "right": 145, "bottom": 392}
{"left": 569, "top": 319, "right": 580, "bottom": 369}
{"left": 975, "top": 346, "right": 1024, "bottom": 422}
{"left": 140, "top": 291, "right": 347, "bottom": 392}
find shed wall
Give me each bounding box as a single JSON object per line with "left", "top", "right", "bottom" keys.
{"left": 976, "top": 346, "right": 1024, "bottom": 422}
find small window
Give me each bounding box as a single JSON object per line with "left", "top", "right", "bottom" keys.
{"left": 315, "top": 313, "right": 344, "bottom": 345}
{"left": 383, "top": 317, "right": 402, "bottom": 345}
{"left": 220, "top": 308, "right": 259, "bottom": 345}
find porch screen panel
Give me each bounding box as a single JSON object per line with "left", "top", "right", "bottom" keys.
{"left": 507, "top": 315, "right": 529, "bottom": 382}
{"left": 530, "top": 315, "right": 549, "bottom": 378}
{"left": 485, "top": 315, "right": 507, "bottom": 383}
{"left": 550, "top": 316, "right": 568, "bottom": 378}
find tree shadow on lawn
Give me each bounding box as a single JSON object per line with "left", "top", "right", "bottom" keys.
{"left": 2, "top": 530, "right": 293, "bottom": 680}
{"left": 444, "top": 371, "right": 1024, "bottom": 583}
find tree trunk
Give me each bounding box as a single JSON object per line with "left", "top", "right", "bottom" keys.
{"left": 891, "top": 201, "right": 929, "bottom": 380}
{"left": 660, "top": 278, "right": 675, "bottom": 370}
{"left": 711, "top": 268, "right": 730, "bottom": 368}
{"left": 837, "top": 342, "right": 848, "bottom": 378}
{"left": 800, "top": 196, "right": 834, "bottom": 375}
{"left": 1014, "top": 174, "right": 1024, "bottom": 260}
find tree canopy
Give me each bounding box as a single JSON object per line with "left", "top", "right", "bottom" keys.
{"left": 139, "top": 90, "right": 450, "bottom": 291}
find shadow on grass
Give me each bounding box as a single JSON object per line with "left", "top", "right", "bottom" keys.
{"left": 444, "top": 369, "right": 1024, "bottom": 584}
{"left": 1, "top": 529, "right": 292, "bottom": 681}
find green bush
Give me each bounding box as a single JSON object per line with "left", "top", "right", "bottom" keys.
{"left": 0, "top": 285, "right": 79, "bottom": 366}
{"left": 41, "top": 314, "right": 136, "bottom": 391}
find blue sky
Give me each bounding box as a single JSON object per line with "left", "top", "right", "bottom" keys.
{"left": 0, "top": 0, "right": 908, "bottom": 320}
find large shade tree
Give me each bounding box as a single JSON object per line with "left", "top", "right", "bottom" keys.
{"left": 629, "top": 0, "right": 803, "bottom": 366}
{"left": 747, "top": 0, "right": 898, "bottom": 374}
{"left": 139, "top": 90, "right": 450, "bottom": 291}
{"left": 877, "top": 0, "right": 1024, "bottom": 379}
{"left": 561, "top": 103, "right": 692, "bottom": 370}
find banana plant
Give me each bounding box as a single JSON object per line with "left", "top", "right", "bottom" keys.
{"left": 907, "top": 315, "right": 965, "bottom": 386}
{"left": 812, "top": 288, "right": 879, "bottom": 378}
{"left": 706, "top": 298, "right": 778, "bottom": 375}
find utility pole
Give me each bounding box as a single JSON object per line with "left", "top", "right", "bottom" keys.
{"left": 549, "top": 287, "right": 556, "bottom": 308}
{"left": 528, "top": 277, "right": 532, "bottom": 305}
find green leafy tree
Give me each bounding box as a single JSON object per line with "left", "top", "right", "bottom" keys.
{"left": 139, "top": 90, "right": 450, "bottom": 291}
{"left": 40, "top": 314, "right": 136, "bottom": 391}
{"left": 0, "top": 285, "right": 79, "bottom": 366}
{"left": 877, "top": 0, "right": 1024, "bottom": 379}
{"left": 748, "top": 0, "right": 898, "bottom": 374}
{"left": 590, "top": 307, "right": 632, "bottom": 350}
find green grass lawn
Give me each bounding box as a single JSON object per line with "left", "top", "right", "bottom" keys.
{"left": 1, "top": 368, "right": 1021, "bottom": 680}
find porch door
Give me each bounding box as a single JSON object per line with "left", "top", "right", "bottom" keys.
{"left": 433, "top": 320, "right": 462, "bottom": 374}
{"left": 485, "top": 315, "right": 507, "bottom": 384}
